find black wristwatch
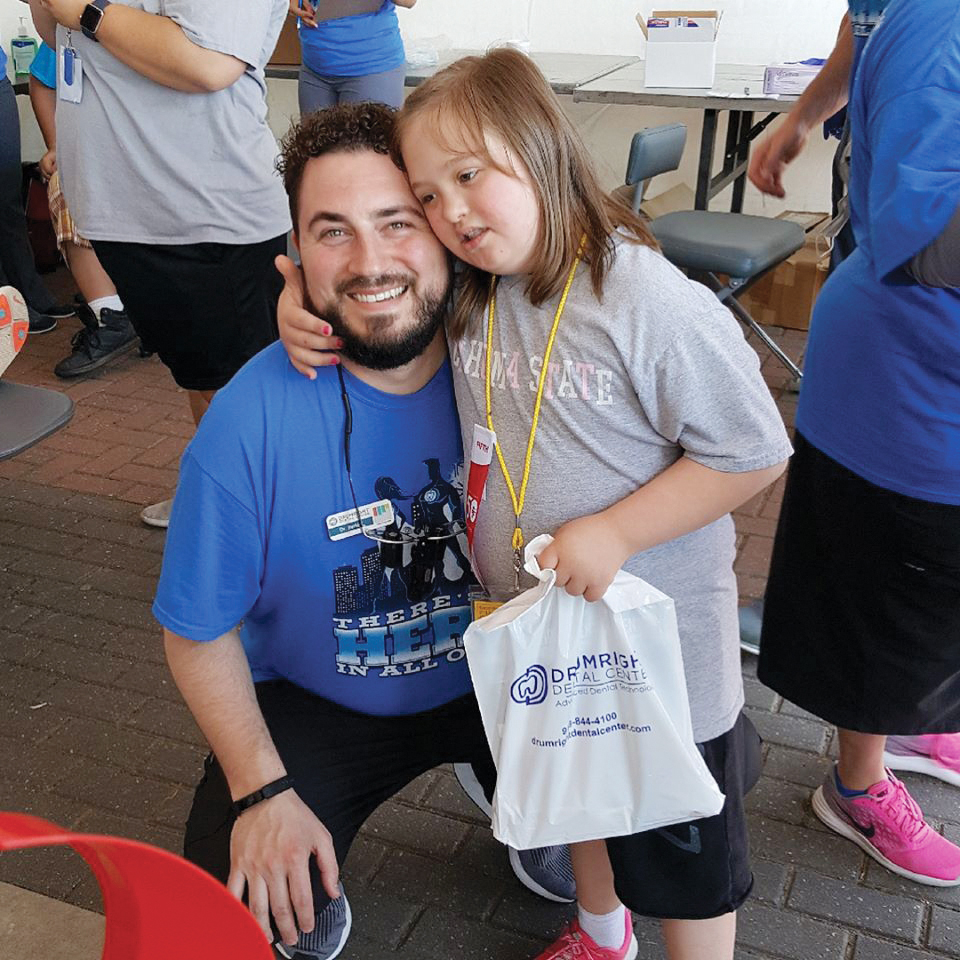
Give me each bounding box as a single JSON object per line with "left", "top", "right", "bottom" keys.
{"left": 80, "top": 0, "right": 112, "bottom": 42}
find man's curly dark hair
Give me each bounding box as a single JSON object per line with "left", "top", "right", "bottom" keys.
{"left": 277, "top": 102, "right": 399, "bottom": 231}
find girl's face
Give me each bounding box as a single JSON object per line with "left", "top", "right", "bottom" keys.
{"left": 402, "top": 114, "right": 542, "bottom": 277}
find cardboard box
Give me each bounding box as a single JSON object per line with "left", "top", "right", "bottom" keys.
{"left": 637, "top": 9, "right": 721, "bottom": 88}
{"left": 738, "top": 211, "right": 831, "bottom": 331}
{"left": 269, "top": 16, "right": 301, "bottom": 67}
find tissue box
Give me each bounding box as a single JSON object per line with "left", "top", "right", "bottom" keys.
{"left": 639, "top": 9, "right": 721, "bottom": 88}
{"left": 763, "top": 62, "right": 823, "bottom": 96}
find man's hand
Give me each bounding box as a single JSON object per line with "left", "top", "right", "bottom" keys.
{"left": 275, "top": 254, "right": 343, "bottom": 379}
{"left": 288, "top": 0, "right": 317, "bottom": 28}
{"left": 536, "top": 512, "right": 631, "bottom": 603}
{"left": 227, "top": 788, "right": 340, "bottom": 947}
{"left": 38, "top": 148, "right": 57, "bottom": 181}
{"left": 37, "top": 0, "right": 84, "bottom": 30}
{"left": 747, "top": 115, "right": 809, "bottom": 199}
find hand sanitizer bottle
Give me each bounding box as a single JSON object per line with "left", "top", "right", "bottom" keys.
{"left": 11, "top": 19, "right": 38, "bottom": 79}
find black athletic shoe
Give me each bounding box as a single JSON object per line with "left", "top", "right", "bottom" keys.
{"left": 27, "top": 306, "right": 58, "bottom": 334}
{"left": 38, "top": 300, "right": 77, "bottom": 320}
{"left": 54, "top": 306, "right": 139, "bottom": 378}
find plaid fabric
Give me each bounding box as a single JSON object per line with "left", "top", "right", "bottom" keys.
{"left": 47, "top": 170, "right": 91, "bottom": 250}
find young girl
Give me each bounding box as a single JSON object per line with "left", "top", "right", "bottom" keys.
{"left": 279, "top": 48, "right": 791, "bottom": 960}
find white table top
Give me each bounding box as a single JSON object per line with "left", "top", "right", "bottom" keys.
{"left": 268, "top": 51, "right": 640, "bottom": 97}
{"left": 573, "top": 62, "right": 797, "bottom": 112}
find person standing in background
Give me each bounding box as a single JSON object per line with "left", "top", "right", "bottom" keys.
{"left": 27, "top": 40, "right": 141, "bottom": 378}
{"left": 28, "top": 0, "right": 291, "bottom": 529}
{"left": 0, "top": 9, "right": 75, "bottom": 334}
{"left": 289, "top": 0, "right": 416, "bottom": 114}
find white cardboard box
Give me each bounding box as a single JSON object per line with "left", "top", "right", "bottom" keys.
{"left": 638, "top": 9, "right": 721, "bottom": 88}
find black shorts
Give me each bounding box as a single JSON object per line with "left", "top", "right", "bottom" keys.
{"left": 606, "top": 711, "right": 760, "bottom": 920}
{"left": 759, "top": 432, "right": 960, "bottom": 734}
{"left": 182, "top": 681, "right": 496, "bottom": 914}
{"left": 92, "top": 235, "right": 285, "bottom": 391}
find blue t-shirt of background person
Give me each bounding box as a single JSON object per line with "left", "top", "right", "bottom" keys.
{"left": 298, "top": 1, "right": 404, "bottom": 77}
{"left": 29, "top": 42, "right": 56, "bottom": 89}
{"left": 797, "top": 0, "right": 960, "bottom": 504}
{"left": 154, "top": 342, "right": 475, "bottom": 716}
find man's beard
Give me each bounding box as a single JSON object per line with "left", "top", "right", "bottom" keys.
{"left": 304, "top": 272, "right": 451, "bottom": 371}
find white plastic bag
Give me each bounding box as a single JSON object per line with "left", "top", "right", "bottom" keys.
{"left": 463, "top": 535, "right": 725, "bottom": 850}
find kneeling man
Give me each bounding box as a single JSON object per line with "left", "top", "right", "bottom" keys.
{"left": 154, "top": 103, "right": 572, "bottom": 960}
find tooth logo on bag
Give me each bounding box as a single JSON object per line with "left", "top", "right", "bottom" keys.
{"left": 510, "top": 665, "right": 548, "bottom": 706}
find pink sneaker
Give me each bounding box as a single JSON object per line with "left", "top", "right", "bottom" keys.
{"left": 884, "top": 734, "right": 960, "bottom": 787}
{"left": 534, "top": 913, "right": 638, "bottom": 960}
{"left": 812, "top": 767, "right": 960, "bottom": 886}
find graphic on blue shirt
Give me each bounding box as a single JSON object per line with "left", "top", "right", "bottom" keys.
{"left": 332, "top": 457, "right": 473, "bottom": 680}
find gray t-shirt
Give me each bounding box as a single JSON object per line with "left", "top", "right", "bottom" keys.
{"left": 56, "top": 0, "right": 291, "bottom": 244}
{"left": 451, "top": 237, "right": 792, "bottom": 742}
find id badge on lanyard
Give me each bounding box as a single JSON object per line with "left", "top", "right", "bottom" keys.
{"left": 59, "top": 32, "right": 83, "bottom": 104}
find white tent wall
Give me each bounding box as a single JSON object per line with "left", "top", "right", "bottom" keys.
{"left": 6, "top": 0, "right": 847, "bottom": 216}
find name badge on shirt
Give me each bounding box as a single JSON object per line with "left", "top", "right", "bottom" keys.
{"left": 326, "top": 498, "right": 395, "bottom": 541}
{"left": 58, "top": 45, "right": 83, "bottom": 103}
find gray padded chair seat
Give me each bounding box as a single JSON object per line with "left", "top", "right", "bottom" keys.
{"left": 651, "top": 211, "right": 805, "bottom": 279}
{"left": 0, "top": 380, "right": 74, "bottom": 460}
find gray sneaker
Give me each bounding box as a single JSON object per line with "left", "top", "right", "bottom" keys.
{"left": 273, "top": 886, "right": 352, "bottom": 960}
{"left": 453, "top": 763, "right": 576, "bottom": 903}
{"left": 509, "top": 844, "right": 577, "bottom": 903}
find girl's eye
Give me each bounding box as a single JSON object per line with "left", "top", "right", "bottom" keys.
{"left": 458, "top": 169, "right": 478, "bottom": 184}
{"left": 419, "top": 193, "right": 436, "bottom": 205}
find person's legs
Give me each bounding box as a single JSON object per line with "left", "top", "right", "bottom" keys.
{"left": 837, "top": 729, "right": 887, "bottom": 790}
{"left": 336, "top": 65, "right": 407, "bottom": 109}
{"left": 0, "top": 77, "right": 63, "bottom": 320}
{"left": 661, "top": 914, "right": 736, "bottom": 960}
{"left": 298, "top": 65, "right": 339, "bottom": 116}
{"left": 63, "top": 240, "right": 117, "bottom": 303}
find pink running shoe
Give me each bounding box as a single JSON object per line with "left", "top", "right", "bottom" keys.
{"left": 812, "top": 767, "right": 960, "bottom": 886}
{"left": 884, "top": 734, "right": 960, "bottom": 788}
{"left": 534, "top": 912, "right": 638, "bottom": 960}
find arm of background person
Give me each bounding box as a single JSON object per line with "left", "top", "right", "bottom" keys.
{"left": 748, "top": 13, "right": 853, "bottom": 198}
{"left": 164, "top": 627, "right": 341, "bottom": 947}
{"left": 28, "top": 76, "right": 58, "bottom": 178}
{"left": 26, "top": 0, "right": 56, "bottom": 47}
{"left": 34, "top": 0, "right": 246, "bottom": 93}
{"left": 393, "top": 0, "right": 418, "bottom": 7}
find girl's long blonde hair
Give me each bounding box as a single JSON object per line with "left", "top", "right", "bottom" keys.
{"left": 394, "top": 47, "right": 658, "bottom": 340}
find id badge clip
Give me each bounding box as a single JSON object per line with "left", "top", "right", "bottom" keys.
{"left": 59, "top": 42, "right": 83, "bottom": 103}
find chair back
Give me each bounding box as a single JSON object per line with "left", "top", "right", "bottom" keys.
{"left": 0, "top": 812, "right": 273, "bottom": 960}
{"left": 625, "top": 124, "right": 688, "bottom": 208}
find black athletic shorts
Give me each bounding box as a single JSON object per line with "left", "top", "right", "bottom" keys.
{"left": 759, "top": 432, "right": 960, "bottom": 734}
{"left": 606, "top": 711, "right": 761, "bottom": 920}
{"left": 93, "top": 235, "right": 285, "bottom": 392}
{"left": 182, "top": 681, "right": 496, "bottom": 915}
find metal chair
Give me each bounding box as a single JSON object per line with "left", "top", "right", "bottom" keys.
{"left": 0, "top": 812, "right": 273, "bottom": 960}
{"left": 626, "top": 123, "right": 806, "bottom": 380}
{"left": 0, "top": 380, "right": 74, "bottom": 460}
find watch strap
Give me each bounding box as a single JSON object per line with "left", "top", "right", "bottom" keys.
{"left": 230, "top": 775, "right": 296, "bottom": 817}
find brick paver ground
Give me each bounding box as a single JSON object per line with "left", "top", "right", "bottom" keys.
{"left": 2, "top": 270, "right": 958, "bottom": 959}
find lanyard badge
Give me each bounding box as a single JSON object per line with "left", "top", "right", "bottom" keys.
{"left": 59, "top": 34, "right": 83, "bottom": 103}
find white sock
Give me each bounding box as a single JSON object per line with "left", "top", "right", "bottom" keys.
{"left": 88, "top": 295, "right": 124, "bottom": 324}
{"left": 578, "top": 903, "right": 628, "bottom": 950}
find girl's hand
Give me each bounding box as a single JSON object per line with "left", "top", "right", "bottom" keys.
{"left": 536, "top": 512, "right": 632, "bottom": 603}
{"left": 275, "top": 254, "right": 343, "bottom": 380}
{"left": 287, "top": 0, "right": 317, "bottom": 28}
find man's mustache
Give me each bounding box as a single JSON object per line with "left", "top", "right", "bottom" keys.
{"left": 336, "top": 274, "right": 415, "bottom": 297}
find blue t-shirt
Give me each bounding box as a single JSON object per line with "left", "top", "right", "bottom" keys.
{"left": 1, "top": 47, "right": 7, "bottom": 78}
{"left": 29, "top": 42, "right": 56, "bottom": 89}
{"left": 798, "top": 0, "right": 960, "bottom": 504}
{"left": 154, "top": 343, "right": 475, "bottom": 716}
{"left": 298, "top": 1, "right": 404, "bottom": 77}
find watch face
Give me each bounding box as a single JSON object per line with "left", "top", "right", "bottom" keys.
{"left": 80, "top": 3, "right": 104, "bottom": 34}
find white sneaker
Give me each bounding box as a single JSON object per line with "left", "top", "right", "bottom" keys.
{"left": 0, "top": 287, "right": 29, "bottom": 380}
{"left": 140, "top": 498, "right": 172, "bottom": 529}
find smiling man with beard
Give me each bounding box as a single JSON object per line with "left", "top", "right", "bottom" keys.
{"left": 153, "top": 103, "right": 572, "bottom": 960}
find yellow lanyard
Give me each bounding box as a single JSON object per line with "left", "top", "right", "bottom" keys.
{"left": 484, "top": 238, "right": 585, "bottom": 592}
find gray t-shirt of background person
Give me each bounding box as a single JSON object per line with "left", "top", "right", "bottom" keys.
{"left": 451, "top": 237, "right": 792, "bottom": 743}
{"left": 55, "top": 0, "right": 291, "bottom": 245}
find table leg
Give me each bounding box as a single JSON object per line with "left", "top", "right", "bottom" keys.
{"left": 731, "top": 110, "right": 754, "bottom": 213}
{"left": 696, "top": 109, "right": 718, "bottom": 210}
